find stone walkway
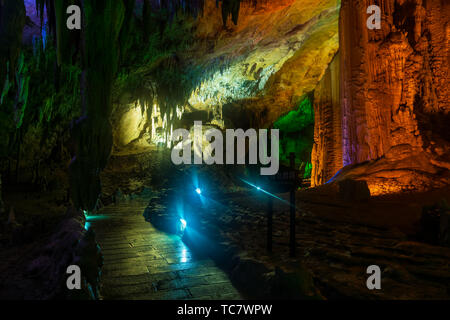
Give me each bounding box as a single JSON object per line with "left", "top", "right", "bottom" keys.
{"left": 89, "top": 199, "right": 242, "bottom": 300}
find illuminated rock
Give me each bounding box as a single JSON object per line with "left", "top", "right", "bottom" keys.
{"left": 312, "top": 0, "right": 450, "bottom": 194}
{"left": 311, "top": 52, "right": 341, "bottom": 186}
{"left": 188, "top": 0, "right": 340, "bottom": 126}
{"left": 112, "top": 102, "right": 150, "bottom": 148}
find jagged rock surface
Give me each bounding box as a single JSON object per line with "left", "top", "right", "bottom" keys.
{"left": 311, "top": 52, "right": 341, "bottom": 186}
{"left": 312, "top": 0, "right": 449, "bottom": 193}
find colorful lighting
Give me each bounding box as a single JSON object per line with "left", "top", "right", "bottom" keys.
{"left": 239, "top": 178, "right": 290, "bottom": 205}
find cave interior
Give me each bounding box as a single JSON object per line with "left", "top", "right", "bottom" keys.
{"left": 0, "top": 0, "right": 449, "bottom": 300}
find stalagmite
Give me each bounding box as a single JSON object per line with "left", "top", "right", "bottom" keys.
{"left": 315, "top": 0, "right": 450, "bottom": 194}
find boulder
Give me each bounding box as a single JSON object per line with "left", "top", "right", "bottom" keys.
{"left": 26, "top": 207, "right": 103, "bottom": 299}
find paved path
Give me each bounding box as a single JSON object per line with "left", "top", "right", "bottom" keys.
{"left": 89, "top": 199, "right": 242, "bottom": 300}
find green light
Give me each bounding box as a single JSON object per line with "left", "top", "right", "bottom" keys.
{"left": 274, "top": 95, "right": 314, "bottom": 178}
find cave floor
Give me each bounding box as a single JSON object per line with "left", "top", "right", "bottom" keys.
{"left": 90, "top": 198, "right": 243, "bottom": 300}
{"left": 216, "top": 188, "right": 450, "bottom": 299}
{"left": 98, "top": 148, "right": 450, "bottom": 299}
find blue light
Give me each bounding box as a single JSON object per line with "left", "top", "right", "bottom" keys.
{"left": 195, "top": 188, "right": 202, "bottom": 195}
{"left": 180, "top": 219, "right": 187, "bottom": 232}
{"left": 239, "top": 178, "right": 290, "bottom": 205}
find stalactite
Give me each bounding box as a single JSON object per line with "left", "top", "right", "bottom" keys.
{"left": 217, "top": 0, "right": 273, "bottom": 27}
{"left": 54, "top": 0, "right": 81, "bottom": 67}
{"left": 35, "top": 0, "right": 57, "bottom": 44}
{"left": 149, "top": 0, "right": 206, "bottom": 19}
{"left": 10, "top": 0, "right": 275, "bottom": 210}
{"left": 35, "top": 0, "right": 81, "bottom": 92}
{"left": 142, "top": 0, "right": 153, "bottom": 42}
{"left": 221, "top": 0, "right": 241, "bottom": 26}
{"left": 0, "top": 0, "right": 26, "bottom": 176}
{"left": 0, "top": 0, "right": 26, "bottom": 97}
{"left": 119, "top": 0, "right": 136, "bottom": 63}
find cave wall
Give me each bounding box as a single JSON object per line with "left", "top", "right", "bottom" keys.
{"left": 313, "top": 0, "right": 450, "bottom": 194}
{"left": 111, "top": 102, "right": 152, "bottom": 151}
{"left": 340, "top": 0, "right": 449, "bottom": 164}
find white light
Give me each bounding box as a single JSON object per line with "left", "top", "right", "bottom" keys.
{"left": 257, "top": 186, "right": 261, "bottom": 190}
{"left": 180, "top": 219, "right": 187, "bottom": 231}
{"left": 180, "top": 248, "right": 188, "bottom": 263}
{"left": 195, "top": 188, "right": 202, "bottom": 195}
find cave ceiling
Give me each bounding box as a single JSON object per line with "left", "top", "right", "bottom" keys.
{"left": 182, "top": 0, "right": 340, "bottom": 127}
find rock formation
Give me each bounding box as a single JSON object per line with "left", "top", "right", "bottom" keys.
{"left": 189, "top": 0, "right": 340, "bottom": 127}
{"left": 311, "top": 52, "right": 341, "bottom": 186}
{"left": 26, "top": 207, "right": 103, "bottom": 299}
{"left": 4, "top": 0, "right": 449, "bottom": 202}
{"left": 69, "top": 1, "right": 125, "bottom": 211}
{"left": 0, "top": 0, "right": 26, "bottom": 93}
{"left": 312, "top": 0, "right": 449, "bottom": 194}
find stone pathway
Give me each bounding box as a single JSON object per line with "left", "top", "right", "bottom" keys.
{"left": 89, "top": 199, "right": 242, "bottom": 300}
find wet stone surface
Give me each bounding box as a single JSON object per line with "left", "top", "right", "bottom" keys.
{"left": 89, "top": 200, "right": 242, "bottom": 300}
